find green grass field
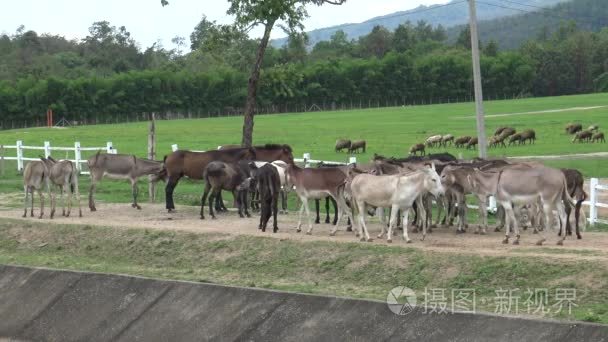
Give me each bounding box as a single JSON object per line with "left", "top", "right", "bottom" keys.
{"left": 0, "top": 92, "right": 607, "bottom": 206}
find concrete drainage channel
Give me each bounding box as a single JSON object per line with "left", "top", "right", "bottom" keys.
{"left": 0, "top": 265, "right": 606, "bottom": 342}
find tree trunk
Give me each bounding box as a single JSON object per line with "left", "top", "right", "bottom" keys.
{"left": 241, "top": 21, "right": 274, "bottom": 147}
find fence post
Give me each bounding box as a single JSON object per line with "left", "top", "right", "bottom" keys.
{"left": 303, "top": 153, "right": 310, "bottom": 168}
{"left": 148, "top": 113, "right": 156, "bottom": 203}
{"left": 74, "top": 142, "right": 82, "bottom": 171}
{"left": 589, "top": 178, "right": 598, "bottom": 226}
{"left": 349, "top": 156, "right": 357, "bottom": 165}
{"left": 106, "top": 142, "right": 114, "bottom": 154}
{"left": 44, "top": 141, "right": 51, "bottom": 158}
{"left": 0, "top": 144, "right": 4, "bottom": 176}
{"left": 16, "top": 140, "right": 24, "bottom": 172}
{"left": 172, "top": 144, "right": 179, "bottom": 152}
{"left": 488, "top": 196, "right": 497, "bottom": 213}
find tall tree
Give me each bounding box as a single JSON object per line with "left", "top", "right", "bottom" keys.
{"left": 226, "top": 0, "right": 346, "bottom": 147}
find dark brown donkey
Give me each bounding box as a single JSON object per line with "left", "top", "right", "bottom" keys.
{"left": 164, "top": 144, "right": 293, "bottom": 212}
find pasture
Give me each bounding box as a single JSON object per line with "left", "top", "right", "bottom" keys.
{"left": 1, "top": 93, "right": 608, "bottom": 324}
{"left": 0, "top": 93, "right": 607, "bottom": 206}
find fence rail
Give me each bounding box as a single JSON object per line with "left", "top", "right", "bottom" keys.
{"left": 0, "top": 141, "right": 117, "bottom": 175}
{"left": 584, "top": 178, "right": 608, "bottom": 226}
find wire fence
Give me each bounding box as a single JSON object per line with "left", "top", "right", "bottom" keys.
{"left": 1, "top": 92, "right": 532, "bottom": 130}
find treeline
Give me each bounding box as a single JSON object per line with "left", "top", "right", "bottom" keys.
{"left": 1, "top": 15, "right": 608, "bottom": 127}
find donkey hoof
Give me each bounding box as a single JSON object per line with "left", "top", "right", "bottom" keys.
{"left": 405, "top": 239, "right": 412, "bottom": 244}
{"left": 211, "top": 216, "right": 217, "bottom": 220}
{"left": 557, "top": 240, "right": 564, "bottom": 246}
{"left": 512, "top": 240, "right": 519, "bottom": 245}
{"left": 360, "top": 237, "right": 366, "bottom": 242}
{"left": 346, "top": 227, "right": 353, "bottom": 232}
{"left": 246, "top": 214, "right": 251, "bottom": 218}
{"left": 136, "top": 206, "right": 142, "bottom": 210}
{"left": 329, "top": 232, "right": 336, "bottom": 237}
{"left": 200, "top": 216, "right": 205, "bottom": 220}
{"left": 480, "top": 231, "right": 487, "bottom": 235}
{"left": 22, "top": 214, "right": 26, "bottom": 218}
{"left": 535, "top": 239, "right": 545, "bottom": 246}
{"left": 474, "top": 231, "right": 479, "bottom": 235}
{"left": 386, "top": 239, "right": 392, "bottom": 243}
{"left": 494, "top": 227, "right": 501, "bottom": 232}
{"left": 502, "top": 238, "right": 509, "bottom": 244}
{"left": 90, "top": 207, "right": 97, "bottom": 212}
{"left": 577, "top": 235, "right": 582, "bottom": 240}
{"left": 532, "top": 230, "right": 538, "bottom": 234}
{"left": 306, "top": 231, "right": 312, "bottom": 236}
{"left": 296, "top": 229, "right": 301, "bottom": 233}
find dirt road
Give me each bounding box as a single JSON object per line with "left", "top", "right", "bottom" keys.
{"left": 2, "top": 203, "right": 607, "bottom": 263}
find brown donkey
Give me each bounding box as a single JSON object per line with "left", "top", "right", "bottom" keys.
{"left": 164, "top": 144, "right": 293, "bottom": 212}
{"left": 286, "top": 164, "right": 353, "bottom": 236}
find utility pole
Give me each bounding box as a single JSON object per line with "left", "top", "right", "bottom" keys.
{"left": 468, "top": 0, "right": 487, "bottom": 158}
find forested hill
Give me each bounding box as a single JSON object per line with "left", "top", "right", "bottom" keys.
{"left": 272, "top": 0, "right": 569, "bottom": 47}
{"left": 447, "top": 0, "right": 608, "bottom": 49}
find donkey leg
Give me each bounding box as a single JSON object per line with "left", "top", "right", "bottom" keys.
{"left": 303, "top": 199, "right": 314, "bottom": 235}
{"left": 131, "top": 178, "right": 141, "bottom": 210}
{"left": 272, "top": 190, "right": 279, "bottom": 233}
{"left": 88, "top": 172, "right": 101, "bottom": 211}
{"left": 38, "top": 189, "right": 44, "bottom": 219}
{"left": 314, "top": 199, "right": 321, "bottom": 224}
{"left": 331, "top": 197, "right": 339, "bottom": 226}
{"left": 357, "top": 202, "right": 371, "bottom": 242}
{"left": 50, "top": 186, "right": 57, "bottom": 219}
{"left": 200, "top": 184, "right": 211, "bottom": 219}
{"left": 165, "top": 177, "right": 179, "bottom": 212}
{"left": 556, "top": 201, "right": 567, "bottom": 245}
{"left": 30, "top": 188, "right": 35, "bottom": 217}
{"left": 296, "top": 202, "right": 305, "bottom": 232}
{"left": 23, "top": 186, "right": 29, "bottom": 218}
{"left": 402, "top": 209, "right": 412, "bottom": 243}
{"left": 574, "top": 199, "right": 583, "bottom": 239}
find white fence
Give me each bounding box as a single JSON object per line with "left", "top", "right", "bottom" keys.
{"left": 585, "top": 178, "right": 608, "bottom": 226}
{"left": 0, "top": 141, "right": 117, "bottom": 175}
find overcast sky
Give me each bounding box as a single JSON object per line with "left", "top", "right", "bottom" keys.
{"left": 0, "top": 0, "right": 450, "bottom": 51}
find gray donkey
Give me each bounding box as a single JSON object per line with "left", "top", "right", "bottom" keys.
{"left": 87, "top": 151, "right": 165, "bottom": 211}
{"left": 40, "top": 156, "right": 82, "bottom": 218}
{"left": 22, "top": 160, "right": 51, "bottom": 218}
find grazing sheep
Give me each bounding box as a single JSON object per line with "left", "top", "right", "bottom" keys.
{"left": 520, "top": 129, "right": 536, "bottom": 144}
{"left": 454, "top": 136, "right": 472, "bottom": 148}
{"left": 508, "top": 133, "right": 522, "bottom": 145}
{"left": 494, "top": 126, "right": 508, "bottom": 136}
{"left": 335, "top": 139, "right": 351, "bottom": 153}
{"left": 409, "top": 143, "right": 425, "bottom": 156}
{"left": 572, "top": 130, "right": 593, "bottom": 143}
{"left": 466, "top": 137, "right": 478, "bottom": 149}
{"left": 588, "top": 125, "right": 599, "bottom": 132}
{"left": 441, "top": 134, "right": 454, "bottom": 147}
{"left": 592, "top": 132, "right": 605, "bottom": 143}
{"left": 425, "top": 135, "right": 443, "bottom": 148}
{"left": 565, "top": 123, "right": 583, "bottom": 135}
{"left": 349, "top": 140, "right": 366, "bottom": 153}
{"left": 500, "top": 127, "right": 516, "bottom": 137}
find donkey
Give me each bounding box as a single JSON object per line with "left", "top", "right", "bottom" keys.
{"left": 87, "top": 152, "right": 165, "bottom": 211}
{"left": 466, "top": 137, "right": 478, "bottom": 149}
{"left": 40, "top": 157, "right": 82, "bottom": 218}
{"left": 560, "top": 168, "right": 586, "bottom": 239}
{"left": 350, "top": 165, "right": 444, "bottom": 243}
{"left": 565, "top": 123, "right": 583, "bottom": 135}
{"left": 163, "top": 144, "right": 293, "bottom": 212}
{"left": 474, "top": 166, "right": 574, "bottom": 245}
{"left": 250, "top": 160, "right": 290, "bottom": 214}
{"left": 200, "top": 161, "right": 250, "bottom": 220}
{"left": 249, "top": 162, "right": 281, "bottom": 233}
{"left": 22, "top": 161, "right": 51, "bottom": 219}
{"left": 520, "top": 129, "right": 536, "bottom": 144}
{"left": 425, "top": 135, "right": 443, "bottom": 148}
{"left": 286, "top": 164, "right": 353, "bottom": 236}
